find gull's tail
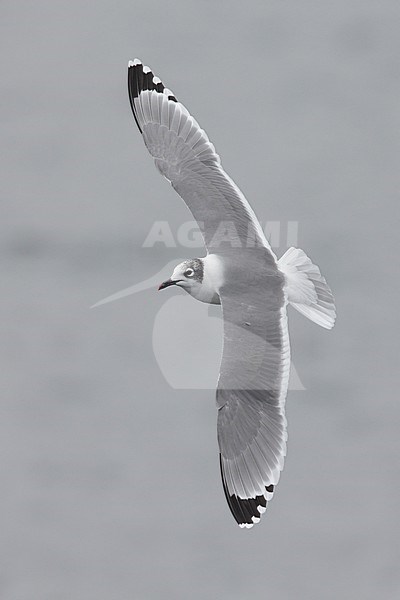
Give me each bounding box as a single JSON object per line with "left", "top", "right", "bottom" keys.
{"left": 278, "top": 247, "right": 336, "bottom": 329}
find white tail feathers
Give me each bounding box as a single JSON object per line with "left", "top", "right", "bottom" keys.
{"left": 278, "top": 247, "right": 336, "bottom": 330}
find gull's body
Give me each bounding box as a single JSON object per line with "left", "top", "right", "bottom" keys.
{"left": 128, "top": 60, "right": 336, "bottom": 527}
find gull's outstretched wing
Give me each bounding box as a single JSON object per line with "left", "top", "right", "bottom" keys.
{"left": 128, "top": 59, "right": 275, "bottom": 256}
{"left": 217, "top": 259, "right": 290, "bottom": 527}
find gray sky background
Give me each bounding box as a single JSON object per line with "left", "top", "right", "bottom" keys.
{"left": 1, "top": 1, "right": 399, "bottom": 599}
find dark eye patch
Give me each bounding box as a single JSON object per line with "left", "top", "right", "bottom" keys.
{"left": 182, "top": 258, "right": 203, "bottom": 283}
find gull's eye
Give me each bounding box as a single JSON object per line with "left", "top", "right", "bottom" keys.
{"left": 184, "top": 268, "right": 194, "bottom": 277}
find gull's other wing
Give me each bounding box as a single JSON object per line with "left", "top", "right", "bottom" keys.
{"left": 217, "top": 258, "right": 290, "bottom": 527}
{"left": 128, "top": 59, "right": 275, "bottom": 256}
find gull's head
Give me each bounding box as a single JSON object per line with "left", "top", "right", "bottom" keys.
{"left": 158, "top": 258, "right": 204, "bottom": 297}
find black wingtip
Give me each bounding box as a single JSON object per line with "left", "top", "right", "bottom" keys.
{"left": 128, "top": 59, "right": 177, "bottom": 134}
{"left": 128, "top": 59, "right": 166, "bottom": 98}
{"left": 219, "top": 454, "right": 273, "bottom": 528}
{"left": 127, "top": 60, "right": 143, "bottom": 133}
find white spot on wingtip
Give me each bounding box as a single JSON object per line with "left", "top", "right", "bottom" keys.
{"left": 152, "top": 76, "right": 161, "bottom": 85}
{"left": 252, "top": 516, "right": 260, "bottom": 524}
{"left": 257, "top": 505, "right": 267, "bottom": 514}
{"left": 143, "top": 65, "right": 151, "bottom": 73}
{"left": 239, "top": 523, "right": 246, "bottom": 529}
{"left": 163, "top": 87, "right": 174, "bottom": 97}
{"left": 128, "top": 58, "right": 141, "bottom": 67}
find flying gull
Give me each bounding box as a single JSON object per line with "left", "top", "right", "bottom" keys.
{"left": 127, "top": 59, "right": 336, "bottom": 528}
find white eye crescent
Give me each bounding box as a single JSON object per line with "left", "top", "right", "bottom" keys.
{"left": 184, "top": 268, "right": 194, "bottom": 277}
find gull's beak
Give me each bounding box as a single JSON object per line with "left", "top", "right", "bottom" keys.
{"left": 158, "top": 278, "right": 178, "bottom": 291}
